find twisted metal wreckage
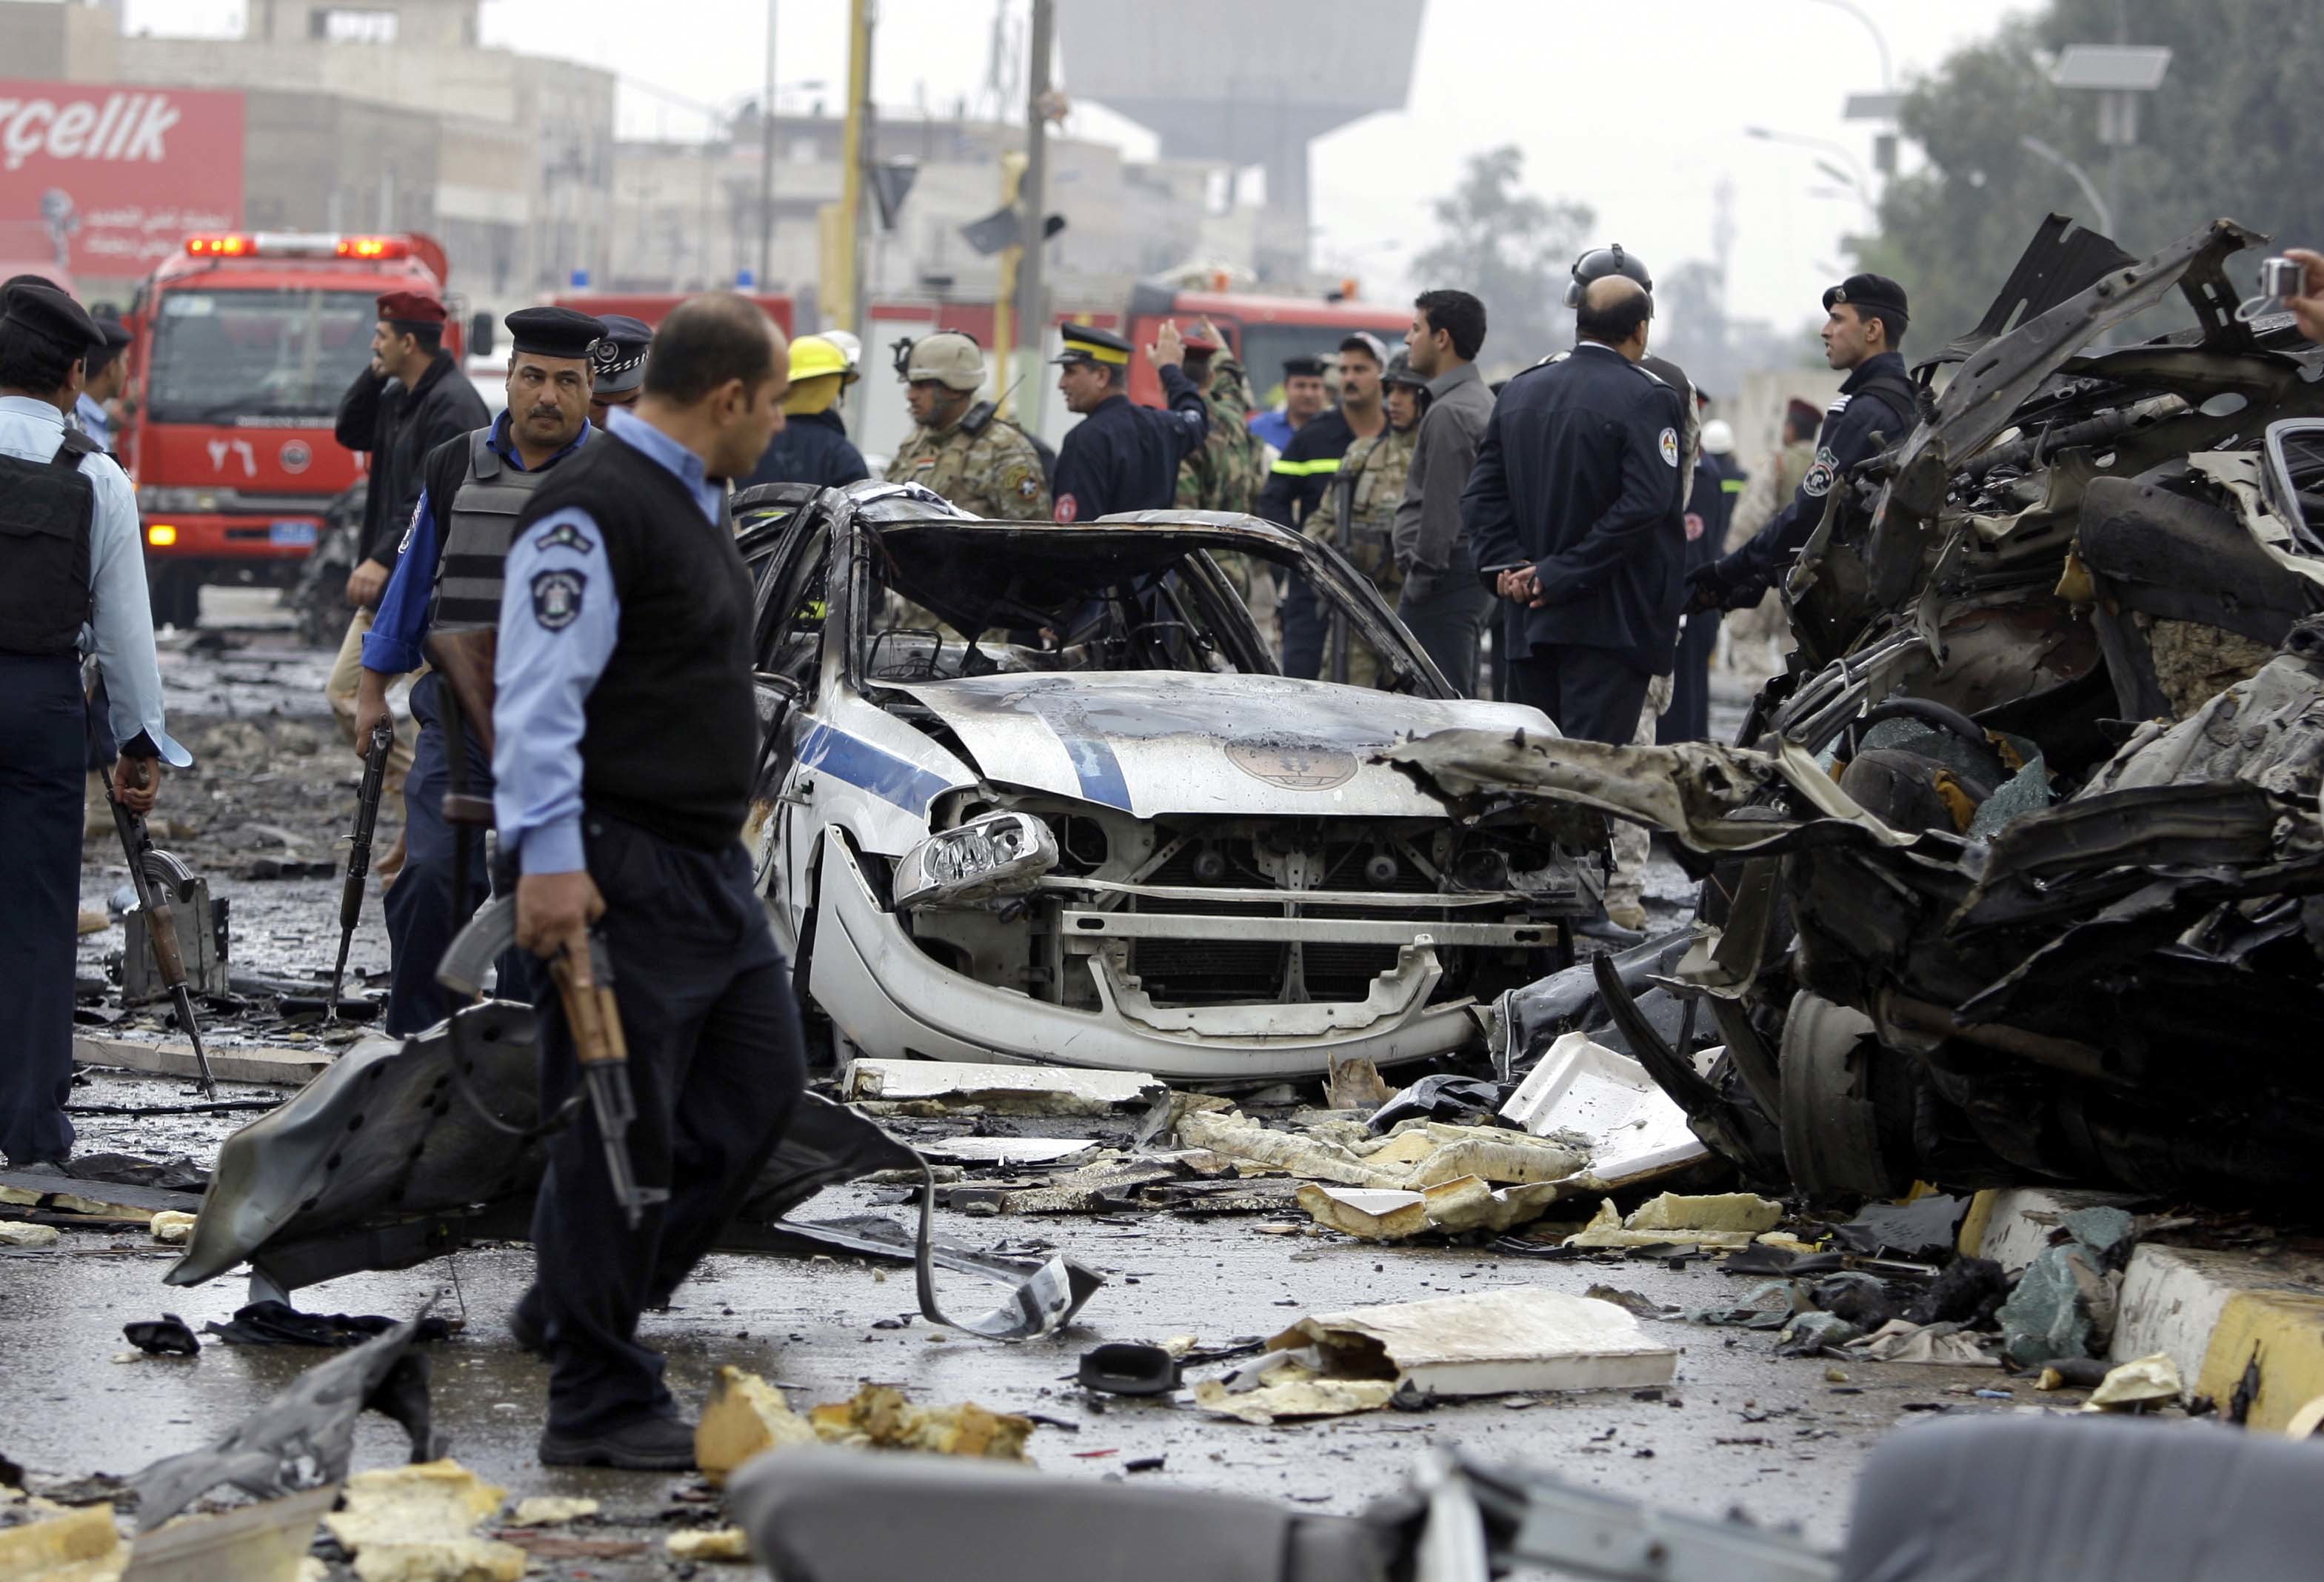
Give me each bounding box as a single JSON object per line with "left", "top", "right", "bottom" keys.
{"left": 1392, "top": 216, "right": 2324, "bottom": 1204}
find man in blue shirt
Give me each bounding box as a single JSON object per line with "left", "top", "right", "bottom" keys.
{"left": 1247, "top": 354, "right": 1326, "bottom": 453}
{"left": 0, "top": 283, "right": 190, "bottom": 1165}
{"left": 73, "top": 315, "right": 130, "bottom": 451}
{"left": 353, "top": 306, "right": 603, "bottom": 1034}
{"left": 493, "top": 293, "right": 807, "bottom": 1472}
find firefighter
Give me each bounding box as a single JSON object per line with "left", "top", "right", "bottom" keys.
{"left": 492, "top": 294, "right": 806, "bottom": 1469}
{"left": 744, "top": 335, "right": 868, "bottom": 489}
{"left": 884, "top": 330, "right": 1049, "bottom": 519}
{"left": 0, "top": 282, "right": 190, "bottom": 1166}
{"left": 352, "top": 306, "right": 604, "bottom": 1035}
{"left": 1049, "top": 321, "right": 1206, "bottom": 522}
{"left": 1688, "top": 273, "right": 1917, "bottom": 613}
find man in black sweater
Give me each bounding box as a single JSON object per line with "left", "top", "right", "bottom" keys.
{"left": 492, "top": 294, "right": 804, "bottom": 1472}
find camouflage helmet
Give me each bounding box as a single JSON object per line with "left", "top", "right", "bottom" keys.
{"left": 898, "top": 330, "right": 986, "bottom": 393}
{"left": 1382, "top": 350, "right": 1429, "bottom": 391}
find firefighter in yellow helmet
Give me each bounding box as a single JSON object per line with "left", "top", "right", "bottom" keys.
{"left": 742, "top": 334, "right": 868, "bottom": 488}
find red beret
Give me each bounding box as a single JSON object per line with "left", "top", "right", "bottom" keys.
{"left": 375, "top": 290, "right": 446, "bottom": 326}
{"left": 1181, "top": 321, "right": 1223, "bottom": 353}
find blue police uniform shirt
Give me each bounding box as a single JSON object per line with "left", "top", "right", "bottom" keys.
{"left": 0, "top": 395, "right": 188, "bottom": 764}
{"left": 492, "top": 404, "right": 721, "bottom": 875}
{"left": 1049, "top": 364, "right": 1207, "bottom": 522}
{"left": 361, "top": 410, "right": 593, "bottom": 678}
{"left": 1248, "top": 407, "right": 1295, "bottom": 453}
{"left": 73, "top": 393, "right": 111, "bottom": 450}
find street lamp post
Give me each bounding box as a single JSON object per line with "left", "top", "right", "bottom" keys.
{"left": 2018, "top": 135, "right": 2114, "bottom": 238}
{"left": 2053, "top": 44, "right": 2171, "bottom": 251}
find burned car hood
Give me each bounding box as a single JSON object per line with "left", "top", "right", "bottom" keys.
{"left": 888, "top": 672, "right": 1554, "bottom": 818}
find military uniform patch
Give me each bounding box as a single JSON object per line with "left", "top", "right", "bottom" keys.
{"left": 1802, "top": 444, "right": 1840, "bottom": 498}
{"left": 1659, "top": 427, "right": 1680, "bottom": 468}
{"left": 1007, "top": 463, "right": 1042, "bottom": 504}
{"left": 531, "top": 521, "right": 596, "bottom": 555}
{"left": 531, "top": 567, "right": 587, "bottom": 630}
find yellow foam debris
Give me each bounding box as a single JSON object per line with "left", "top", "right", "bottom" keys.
{"left": 149, "top": 1211, "right": 197, "bottom": 1245}
{"left": 507, "top": 1496, "right": 598, "bottom": 1526}
{"left": 0, "top": 1502, "right": 123, "bottom": 1581}
{"left": 324, "top": 1461, "right": 523, "bottom": 1582}
{"left": 695, "top": 1365, "right": 819, "bottom": 1486}
{"left": 0, "top": 1221, "right": 61, "bottom": 1248}
{"left": 666, "top": 1527, "right": 752, "bottom": 1561}
{"left": 807, "top": 1384, "right": 1033, "bottom": 1461}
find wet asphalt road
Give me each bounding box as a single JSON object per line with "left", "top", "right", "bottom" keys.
{"left": 9, "top": 592, "right": 2043, "bottom": 1573}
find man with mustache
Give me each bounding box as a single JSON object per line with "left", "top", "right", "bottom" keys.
{"left": 352, "top": 306, "right": 604, "bottom": 1033}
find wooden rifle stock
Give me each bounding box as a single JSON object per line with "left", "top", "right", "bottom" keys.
{"left": 423, "top": 628, "right": 499, "bottom": 757}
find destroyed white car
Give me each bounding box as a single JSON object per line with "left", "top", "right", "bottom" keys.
{"left": 735, "top": 482, "right": 1598, "bottom": 1081}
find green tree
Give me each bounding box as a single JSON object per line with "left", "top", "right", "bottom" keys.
{"left": 1866, "top": 0, "right": 2324, "bottom": 351}
{"left": 1412, "top": 145, "right": 1595, "bottom": 367}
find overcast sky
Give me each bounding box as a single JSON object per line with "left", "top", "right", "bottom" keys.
{"left": 123, "top": 0, "right": 2032, "bottom": 327}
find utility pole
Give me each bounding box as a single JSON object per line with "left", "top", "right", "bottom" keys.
{"left": 757, "top": 0, "right": 777, "bottom": 287}
{"left": 1012, "top": 0, "right": 1054, "bottom": 423}
{"left": 835, "top": 0, "right": 874, "bottom": 339}
{"left": 994, "top": 150, "right": 1026, "bottom": 416}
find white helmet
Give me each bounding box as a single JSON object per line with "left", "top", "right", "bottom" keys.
{"left": 1701, "top": 418, "right": 1736, "bottom": 456}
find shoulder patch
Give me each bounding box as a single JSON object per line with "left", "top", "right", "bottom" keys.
{"left": 1054, "top": 493, "right": 1079, "bottom": 524}
{"left": 532, "top": 521, "right": 595, "bottom": 555}
{"left": 530, "top": 567, "right": 587, "bottom": 631}
{"left": 1003, "top": 461, "right": 1043, "bottom": 506}
{"left": 1659, "top": 427, "right": 1680, "bottom": 468}
{"left": 1802, "top": 445, "right": 1840, "bottom": 498}
{"left": 1829, "top": 394, "right": 1852, "bottom": 414}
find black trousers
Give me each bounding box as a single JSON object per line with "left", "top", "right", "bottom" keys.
{"left": 1508, "top": 642, "right": 1654, "bottom": 747}
{"left": 0, "top": 655, "right": 87, "bottom": 1164}
{"left": 528, "top": 812, "right": 806, "bottom": 1436}
{"left": 383, "top": 674, "right": 492, "bottom": 1035}
{"left": 1280, "top": 569, "right": 1326, "bottom": 681}
{"left": 1660, "top": 610, "right": 1720, "bottom": 744}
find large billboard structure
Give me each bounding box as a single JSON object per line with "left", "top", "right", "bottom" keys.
{"left": 1056, "top": 0, "right": 1422, "bottom": 281}
{"left": 0, "top": 82, "right": 245, "bottom": 280}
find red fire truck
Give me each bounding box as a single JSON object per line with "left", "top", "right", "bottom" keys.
{"left": 1120, "top": 279, "right": 1414, "bottom": 410}
{"left": 120, "top": 232, "right": 478, "bottom": 627}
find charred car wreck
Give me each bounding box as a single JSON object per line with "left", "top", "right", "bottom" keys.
{"left": 1396, "top": 216, "right": 2324, "bottom": 1202}
{"left": 736, "top": 483, "right": 1596, "bottom": 1081}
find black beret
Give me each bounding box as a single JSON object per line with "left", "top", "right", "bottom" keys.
{"left": 91, "top": 313, "right": 131, "bottom": 350}
{"left": 590, "top": 313, "right": 652, "bottom": 393}
{"left": 1, "top": 281, "right": 98, "bottom": 351}
{"left": 1823, "top": 273, "right": 1909, "bottom": 323}
{"left": 506, "top": 305, "right": 605, "bottom": 362}
{"left": 1282, "top": 354, "right": 1326, "bottom": 378}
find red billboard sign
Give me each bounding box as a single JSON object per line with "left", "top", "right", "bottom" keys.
{"left": 0, "top": 81, "right": 244, "bottom": 278}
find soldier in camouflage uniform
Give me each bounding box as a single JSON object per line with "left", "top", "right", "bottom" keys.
{"left": 1309, "top": 353, "right": 1427, "bottom": 688}
{"left": 1168, "top": 321, "right": 1277, "bottom": 646}
{"left": 884, "top": 330, "right": 1052, "bottom": 520}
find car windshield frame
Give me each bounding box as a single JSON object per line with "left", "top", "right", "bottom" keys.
{"left": 144, "top": 286, "right": 379, "bottom": 424}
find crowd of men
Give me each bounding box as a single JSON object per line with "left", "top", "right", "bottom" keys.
{"left": 14, "top": 229, "right": 2265, "bottom": 1470}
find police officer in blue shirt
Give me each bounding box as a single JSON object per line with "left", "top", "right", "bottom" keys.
{"left": 75, "top": 316, "right": 131, "bottom": 451}
{"left": 1687, "top": 273, "right": 1919, "bottom": 613}
{"left": 493, "top": 293, "right": 806, "bottom": 1471}
{"left": 0, "top": 282, "right": 191, "bottom": 1165}
{"left": 1049, "top": 321, "right": 1206, "bottom": 522}
{"left": 353, "top": 306, "right": 603, "bottom": 1034}
{"left": 587, "top": 314, "right": 652, "bottom": 430}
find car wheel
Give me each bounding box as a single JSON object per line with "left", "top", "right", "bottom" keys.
{"left": 1778, "top": 989, "right": 1916, "bottom": 1199}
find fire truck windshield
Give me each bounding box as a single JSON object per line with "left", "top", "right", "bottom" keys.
{"left": 145, "top": 287, "right": 378, "bottom": 424}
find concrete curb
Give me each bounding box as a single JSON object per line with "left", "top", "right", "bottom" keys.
{"left": 1963, "top": 1186, "right": 2324, "bottom": 1430}
{"left": 72, "top": 1034, "right": 331, "bottom": 1087}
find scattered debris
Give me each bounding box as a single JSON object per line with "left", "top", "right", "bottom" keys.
{"left": 1500, "top": 1032, "right": 1709, "bottom": 1184}
{"left": 1995, "top": 1207, "right": 2134, "bottom": 1368}
{"left": 1366, "top": 1074, "right": 1505, "bottom": 1133}
{"left": 2086, "top": 1353, "right": 2184, "bottom": 1412}
{"left": 1263, "top": 1286, "right": 1677, "bottom": 1401}
{"left": 204, "top": 1302, "right": 455, "bottom": 1349}
{"left": 0, "top": 1222, "right": 60, "bottom": 1249}
{"left": 504, "top": 1497, "right": 599, "bottom": 1528}
{"left": 808, "top": 1386, "right": 1033, "bottom": 1461}
{"left": 147, "top": 1211, "right": 196, "bottom": 1245}
{"left": 913, "top": 1138, "right": 1099, "bottom": 1167}
{"left": 1565, "top": 1192, "right": 1784, "bottom": 1249}
{"left": 120, "top": 1315, "right": 200, "bottom": 1357}
{"left": 665, "top": 1526, "right": 752, "bottom": 1562}
{"left": 1298, "top": 1176, "right": 1565, "bottom": 1241}
{"left": 1843, "top": 1320, "right": 1999, "bottom": 1368}
{"left": 323, "top": 1461, "right": 524, "bottom": 1582}
{"left": 1189, "top": 1353, "right": 1400, "bottom": 1425}
{"left": 0, "top": 1501, "right": 121, "bottom": 1579}
{"left": 843, "top": 1060, "right": 1163, "bottom": 1115}
{"left": 695, "top": 1366, "right": 819, "bottom": 1487}
{"left": 1078, "top": 1343, "right": 1182, "bottom": 1396}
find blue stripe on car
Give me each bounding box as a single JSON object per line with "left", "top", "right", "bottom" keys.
{"left": 798, "top": 722, "right": 956, "bottom": 813}
{"left": 1058, "top": 732, "right": 1132, "bottom": 810}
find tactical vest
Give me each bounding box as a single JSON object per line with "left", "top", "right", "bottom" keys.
{"left": 0, "top": 425, "right": 101, "bottom": 657}
{"left": 429, "top": 427, "right": 591, "bottom": 633}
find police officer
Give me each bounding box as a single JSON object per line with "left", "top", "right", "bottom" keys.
{"left": 1688, "top": 273, "right": 1917, "bottom": 613}
{"left": 0, "top": 283, "right": 190, "bottom": 1165}
{"left": 1315, "top": 351, "right": 1426, "bottom": 687}
{"left": 493, "top": 293, "right": 804, "bottom": 1469}
{"left": 884, "top": 330, "right": 1051, "bottom": 518}
{"left": 587, "top": 314, "right": 652, "bottom": 430}
{"left": 744, "top": 335, "right": 868, "bottom": 489}
{"left": 1049, "top": 321, "right": 1206, "bottom": 522}
{"left": 1248, "top": 354, "right": 1327, "bottom": 453}
{"left": 1466, "top": 274, "right": 1686, "bottom": 935}
{"left": 1263, "top": 333, "right": 1389, "bottom": 678}
{"left": 1662, "top": 413, "right": 1745, "bottom": 744}
{"left": 351, "top": 306, "right": 603, "bottom": 1035}
{"left": 75, "top": 315, "right": 131, "bottom": 450}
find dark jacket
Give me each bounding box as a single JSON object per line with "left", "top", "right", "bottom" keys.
{"left": 1256, "top": 405, "right": 1358, "bottom": 533}
{"left": 335, "top": 350, "right": 490, "bottom": 571}
{"left": 1463, "top": 342, "right": 1688, "bottom": 677}
{"left": 1689, "top": 453, "right": 1746, "bottom": 574}
{"left": 1709, "top": 350, "right": 1914, "bottom": 602}
{"left": 744, "top": 407, "right": 869, "bottom": 491}
{"left": 1051, "top": 365, "right": 1207, "bottom": 521}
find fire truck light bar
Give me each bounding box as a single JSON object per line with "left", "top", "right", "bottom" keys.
{"left": 184, "top": 233, "right": 411, "bottom": 261}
